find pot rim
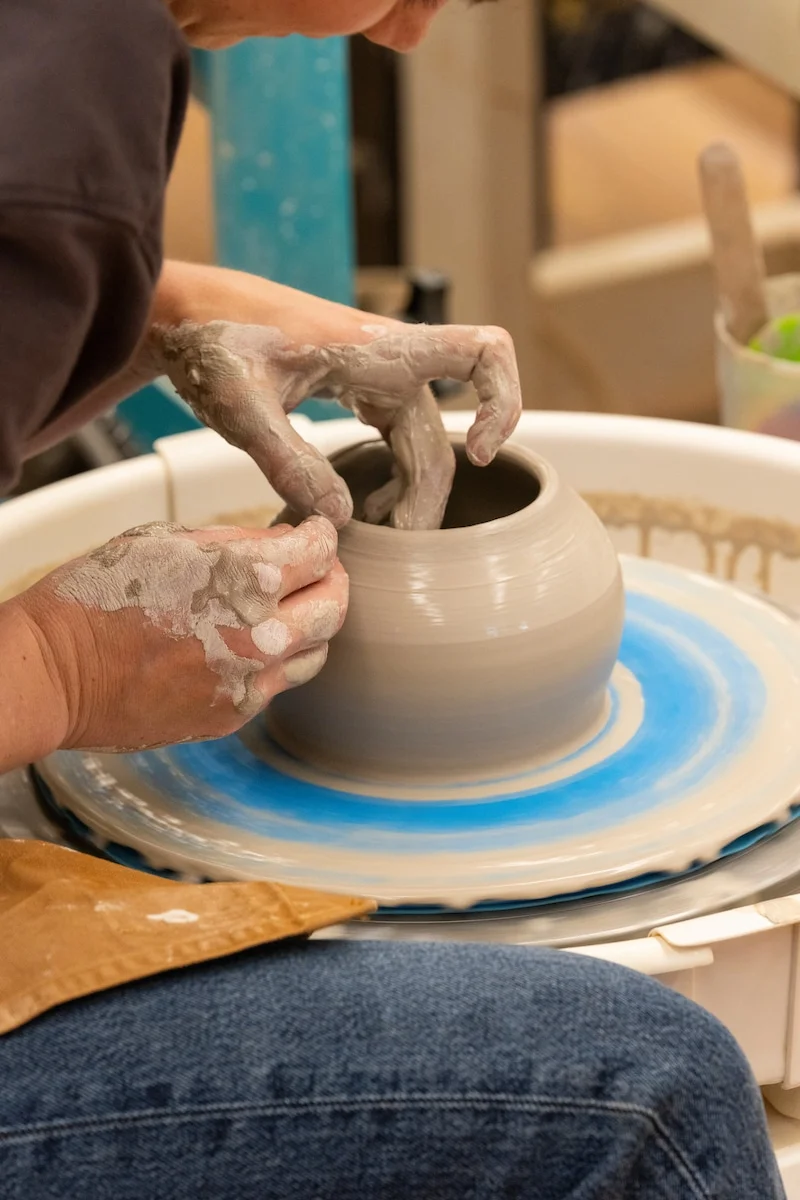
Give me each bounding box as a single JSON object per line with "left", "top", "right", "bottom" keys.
{"left": 334, "top": 435, "right": 559, "bottom": 552}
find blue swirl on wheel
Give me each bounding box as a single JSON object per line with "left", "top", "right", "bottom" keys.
{"left": 122, "top": 591, "right": 763, "bottom": 849}
{"left": 34, "top": 556, "right": 800, "bottom": 908}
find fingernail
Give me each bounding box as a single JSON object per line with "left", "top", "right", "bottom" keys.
{"left": 467, "top": 445, "right": 492, "bottom": 467}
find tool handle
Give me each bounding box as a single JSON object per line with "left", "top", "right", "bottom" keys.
{"left": 403, "top": 269, "right": 450, "bottom": 326}
{"left": 401, "top": 270, "right": 463, "bottom": 401}
{"left": 699, "top": 142, "right": 769, "bottom": 344}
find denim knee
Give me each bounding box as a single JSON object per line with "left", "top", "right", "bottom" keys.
{"left": 0, "top": 940, "right": 781, "bottom": 1200}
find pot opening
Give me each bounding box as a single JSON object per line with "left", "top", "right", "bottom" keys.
{"left": 332, "top": 440, "right": 541, "bottom": 528}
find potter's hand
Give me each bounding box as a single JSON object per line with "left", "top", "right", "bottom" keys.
{"left": 10, "top": 518, "right": 347, "bottom": 754}
{"left": 148, "top": 316, "right": 522, "bottom": 531}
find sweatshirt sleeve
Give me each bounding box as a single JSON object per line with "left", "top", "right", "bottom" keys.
{"left": 0, "top": 0, "right": 190, "bottom": 492}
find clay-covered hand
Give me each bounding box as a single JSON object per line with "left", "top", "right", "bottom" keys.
{"left": 13, "top": 518, "right": 347, "bottom": 752}
{"left": 148, "top": 319, "right": 522, "bottom": 531}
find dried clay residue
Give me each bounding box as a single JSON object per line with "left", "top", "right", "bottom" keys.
{"left": 146, "top": 909, "right": 199, "bottom": 924}
{"left": 53, "top": 519, "right": 338, "bottom": 717}
{"left": 0, "top": 515, "right": 280, "bottom": 605}
{"left": 585, "top": 492, "right": 800, "bottom": 595}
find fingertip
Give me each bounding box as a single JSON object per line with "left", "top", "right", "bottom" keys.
{"left": 333, "top": 558, "right": 350, "bottom": 593}
{"left": 294, "top": 513, "right": 340, "bottom": 576}
{"left": 326, "top": 559, "right": 350, "bottom": 614}
{"left": 314, "top": 486, "right": 353, "bottom": 529}
{"left": 467, "top": 403, "right": 520, "bottom": 466}
{"left": 466, "top": 436, "right": 494, "bottom": 468}
{"left": 299, "top": 513, "right": 338, "bottom": 536}
{"left": 296, "top": 513, "right": 339, "bottom": 552}
{"left": 283, "top": 643, "right": 329, "bottom": 688}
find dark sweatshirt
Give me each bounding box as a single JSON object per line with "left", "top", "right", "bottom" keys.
{"left": 0, "top": 0, "right": 190, "bottom": 492}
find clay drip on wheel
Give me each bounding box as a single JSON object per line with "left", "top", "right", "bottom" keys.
{"left": 267, "top": 438, "right": 624, "bottom": 784}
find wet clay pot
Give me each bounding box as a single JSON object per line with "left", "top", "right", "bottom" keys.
{"left": 267, "top": 438, "right": 625, "bottom": 784}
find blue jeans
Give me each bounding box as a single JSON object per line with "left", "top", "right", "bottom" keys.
{"left": 0, "top": 941, "right": 784, "bottom": 1198}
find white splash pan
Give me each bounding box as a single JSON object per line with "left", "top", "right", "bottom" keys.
{"left": 6, "top": 411, "right": 800, "bottom": 1186}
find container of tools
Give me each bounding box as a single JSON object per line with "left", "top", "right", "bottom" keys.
{"left": 701, "top": 142, "right": 800, "bottom": 438}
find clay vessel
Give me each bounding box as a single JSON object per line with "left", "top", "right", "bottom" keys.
{"left": 267, "top": 438, "right": 624, "bottom": 784}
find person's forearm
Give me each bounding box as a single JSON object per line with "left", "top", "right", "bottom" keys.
{"left": 40, "top": 259, "right": 400, "bottom": 447}
{"left": 0, "top": 600, "right": 69, "bottom": 773}
{"left": 26, "top": 260, "right": 395, "bottom": 460}
{"left": 151, "top": 261, "right": 399, "bottom": 348}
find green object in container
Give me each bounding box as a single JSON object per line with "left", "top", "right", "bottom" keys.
{"left": 750, "top": 314, "right": 800, "bottom": 363}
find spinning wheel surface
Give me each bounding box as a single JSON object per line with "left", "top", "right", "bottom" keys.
{"left": 36, "top": 557, "right": 800, "bottom": 909}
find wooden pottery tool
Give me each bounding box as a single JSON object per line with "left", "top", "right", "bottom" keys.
{"left": 699, "top": 142, "right": 769, "bottom": 345}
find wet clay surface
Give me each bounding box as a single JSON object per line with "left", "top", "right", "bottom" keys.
{"left": 37, "top": 551, "right": 800, "bottom": 906}
{"left": 332, "top": 441, "right": 541, "bottom": 529}
{"left": 268, "top": 440, "right": 624, "bottom": 782}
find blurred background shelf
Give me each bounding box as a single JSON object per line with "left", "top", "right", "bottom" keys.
{"left": 548, "top": 60, "right": 797, "bottom": 246}
{"left": 19, "top": 0, "right": 800, "bottom": 492}
{"left": 124, "top": 0, "right": 800, "bottom": 424}
{"left": 537, "top": 54, "right": 800, "bottom": 421}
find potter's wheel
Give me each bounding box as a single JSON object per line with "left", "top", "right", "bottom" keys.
{"left": 34, "top": 554, "right": 800, "bottom": 914}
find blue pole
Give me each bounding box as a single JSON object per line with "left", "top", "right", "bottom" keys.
{"left": 119, "top": 37, "right": 355, "bottom": 447}
{"left": 208, "top": 37, "right": 355, "bottom": 308}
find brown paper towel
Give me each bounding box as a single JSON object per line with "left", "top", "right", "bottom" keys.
{"left": 0, "top": 839, "right": 376, "bottom": 1034}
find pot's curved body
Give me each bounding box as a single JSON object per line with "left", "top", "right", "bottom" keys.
{"left": 268, "top": 440, "right": 624, "bottom": 784}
